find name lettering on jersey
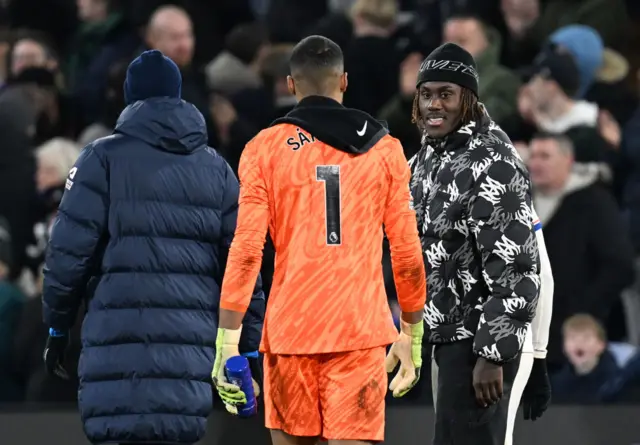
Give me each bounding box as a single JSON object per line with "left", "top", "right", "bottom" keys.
{"left": 287, "top": 127, "right": 316, "bottom": 151}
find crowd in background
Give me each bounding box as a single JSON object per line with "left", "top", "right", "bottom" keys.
{"left": 1, "top": 0, "right": 640, "bottom": 407}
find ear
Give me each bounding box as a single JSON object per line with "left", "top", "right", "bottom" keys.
{"left": 340, "top": 72, "right": 348, "bottom": 93}
{"left": 287, "top": 75, "right": 296, "bottom": 96}
{"left": 566, "top": 151, "right": 575, "bottom": 166}
{"left": 594, "top": 339, "right": 606, "bottom": 355}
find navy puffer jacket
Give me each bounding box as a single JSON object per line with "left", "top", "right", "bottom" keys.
{"left": 43, "top": 97, "right": 265, "bottom": 444}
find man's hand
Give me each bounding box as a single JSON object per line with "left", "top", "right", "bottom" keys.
{"left": 385, "top": 319, "right": 424, "bottom": 397}
{"left": 473, "top": 357, "right": 503, "bottom": 407}
{"left": 598, "top": 109, "right": 621, "bottom": 150}
{"left": 212, "top": 327, "right": 261, "bottom": 415}
{"left": 517, "top": 85, "right": 535, "bottom": 123}
{"left": 522, "top": 358, "right": 551, "bottom": 420}
{"left": 43, "top": 329, "right": 70, "bottom": 380}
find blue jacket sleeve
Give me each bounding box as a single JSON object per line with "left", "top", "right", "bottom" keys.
{"left": 42, "top": 143, "right": 109, "bottom": 332}
{"left": 218, "top": 159, "right": 265, "bottom": 353}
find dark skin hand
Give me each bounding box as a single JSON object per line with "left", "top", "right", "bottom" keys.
{"left": 472, "top": 357, "right": 503, "bottom": 407}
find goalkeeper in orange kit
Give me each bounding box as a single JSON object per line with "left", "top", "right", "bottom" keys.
{"left": 211, "top": 35, "right": 427, "bottom": 445}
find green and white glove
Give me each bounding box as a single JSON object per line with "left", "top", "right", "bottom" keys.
{"left": 384, "top": 319, "right": 424, "bottom": 397}
{"left": 212, "top": 327, "right": 246, "bottom": 414}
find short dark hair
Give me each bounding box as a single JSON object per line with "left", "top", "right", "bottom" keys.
{"left": 289, "top": 35, "right": 343, "bottom": 93}
{"left": 446, "top": 12, "right": 487, "bottom": 31}
{"left": 225, "top": 22, "right": 269, "bottom": 65}
{"left": 531, "top": 131, "right": 574, "bottom": 155}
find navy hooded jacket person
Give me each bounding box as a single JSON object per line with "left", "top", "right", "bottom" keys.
{"left": 42, "top": 50, "right": 265, "bottom": 444}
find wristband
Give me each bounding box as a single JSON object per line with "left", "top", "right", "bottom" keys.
{"left": 49, "top": 327, "right": 66, "bottom": 337}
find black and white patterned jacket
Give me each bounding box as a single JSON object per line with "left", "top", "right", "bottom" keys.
{"left": 409, "top": 114, "right": 540, "bottom": 363}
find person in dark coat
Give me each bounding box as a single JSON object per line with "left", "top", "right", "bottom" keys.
{"left": 528, "top": 133, "right": 634, "bottom": 370}
{"left": 41, "top": 49, "right": 265, "bottom": 445}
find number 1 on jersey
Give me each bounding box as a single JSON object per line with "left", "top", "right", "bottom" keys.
{"left": 316, "top": 165, "right": 342, "bottom": 245}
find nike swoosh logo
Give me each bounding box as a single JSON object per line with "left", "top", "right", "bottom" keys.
{"left": 357, "top": 121, "right": 368, "bottom": 136}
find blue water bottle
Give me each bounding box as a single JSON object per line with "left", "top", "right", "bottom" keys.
{"left": 224, "top": 355, "right": 258, "bottom": 418}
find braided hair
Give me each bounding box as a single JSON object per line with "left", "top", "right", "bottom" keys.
{"left": 411, "top": 87, "right": 484, "bottom": 130}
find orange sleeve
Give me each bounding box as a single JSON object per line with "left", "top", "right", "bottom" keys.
{"left": 220, "top": 137, "right": 270, "bottom": 313}
{"left": 383, "top": 140, "right": 427, "bottom": 313}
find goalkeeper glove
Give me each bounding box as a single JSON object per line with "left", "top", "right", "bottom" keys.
{"left": 385, "top": 319, "right": 424, "bottom": 397}
{"left": 211, "top": 326, "right": 260, "bottom": 415}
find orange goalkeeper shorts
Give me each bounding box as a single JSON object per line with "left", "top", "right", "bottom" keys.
{"left": 263, "top": 346, "right": 387, "bottom": 442}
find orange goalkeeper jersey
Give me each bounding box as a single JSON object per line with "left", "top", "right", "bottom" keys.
{"left": 220, "top": 111, "right": 426, "bottom": 355}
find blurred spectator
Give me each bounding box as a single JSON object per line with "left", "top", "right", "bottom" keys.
{"left": 621, "top": 92, "right": 640, "bottom": 253}
{"left": 0, "top": 71, "right": 39, "bottom": 280}
{"left": 145, "top": 5, "right": 216, "bottom": 146}
{"left": 204, "top": 22, "right": 270, "bottom": 177}
{"left": 442, "top": 13, "right": 521, "bottom": 126}
{"left": 145, "top": 5, "right": 193, "bottom": 68}
{"left": 9, "top": 30, "right": 59, "bottom": 79}
{"left": 528, "top": 133, "right": 635, "bottom": 369}
{"left": 409, "top": 0, "right": 506, "bottom": 58}
{"left": 500, "top": 0, "right": 628, "bottom": 69}
{"left": 378, "top": 52, "right": 423, "bottom": 158}
{"left": 179, "top": 0, "right": 255, "bottom": 70}
{"left": 256, "top": 43, "right": 296, "bottom": 120}
{"left": 552, "top": 314, "right": 640, "bottom": 403}
{"left": 266, "top": 0, "right": 328, "bottom": 43}
{"left": 621, "top": 269, "right": 640, "bottom": 346}
{"left": 0, "top": 217, "right": 26, "bottom": 402}
{"left": 0, "top": 29, "right": 11, "bottom": 86}
{"left": 209, "top": 93, "right": 259, "bottom": 175}
{"left": 24, "top": 138, "right": 80, "bottom": 282}
{"left": 3, "top": 67, "right": 76, "bottom": 144}
{"left": 343, "top": 0, "right": 401, "bottom": 115}
{"left": 205, "top": 22, "right": 269, "bottom": 96}
{"left": 306, "top": 0, "right": 355, "bottom": 51}
{"left": 516, "top": 45, "right": 613, "bottom": 174}
{"left": 34, "top": 138, "right": 80, "bottom": 195}
{"left": 548, "top": 24, "right": 636, "bottom": 127}
{"left": 6, "top": 0, "right": 78, "bottom": 53}
{"left": 66, "top": 0, "right": 139, "bottom": 126}
{"left": 77, "top": 60, "right": 127, "bottom": 145}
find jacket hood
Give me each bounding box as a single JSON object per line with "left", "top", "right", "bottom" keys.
{"left": 564, "top": 167, "right": 600, "bottom": 194}
{"left": 533, "top": 167, "right": 601, "bottom": 224}
{"left": 270, "top": 95, "right": 388, "bottom": 155}
{"left": 115, "top": 97, "right": 207, "bottom": 154}
{"left": 536, "top": 100, "right": 599, "bottom": 133}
